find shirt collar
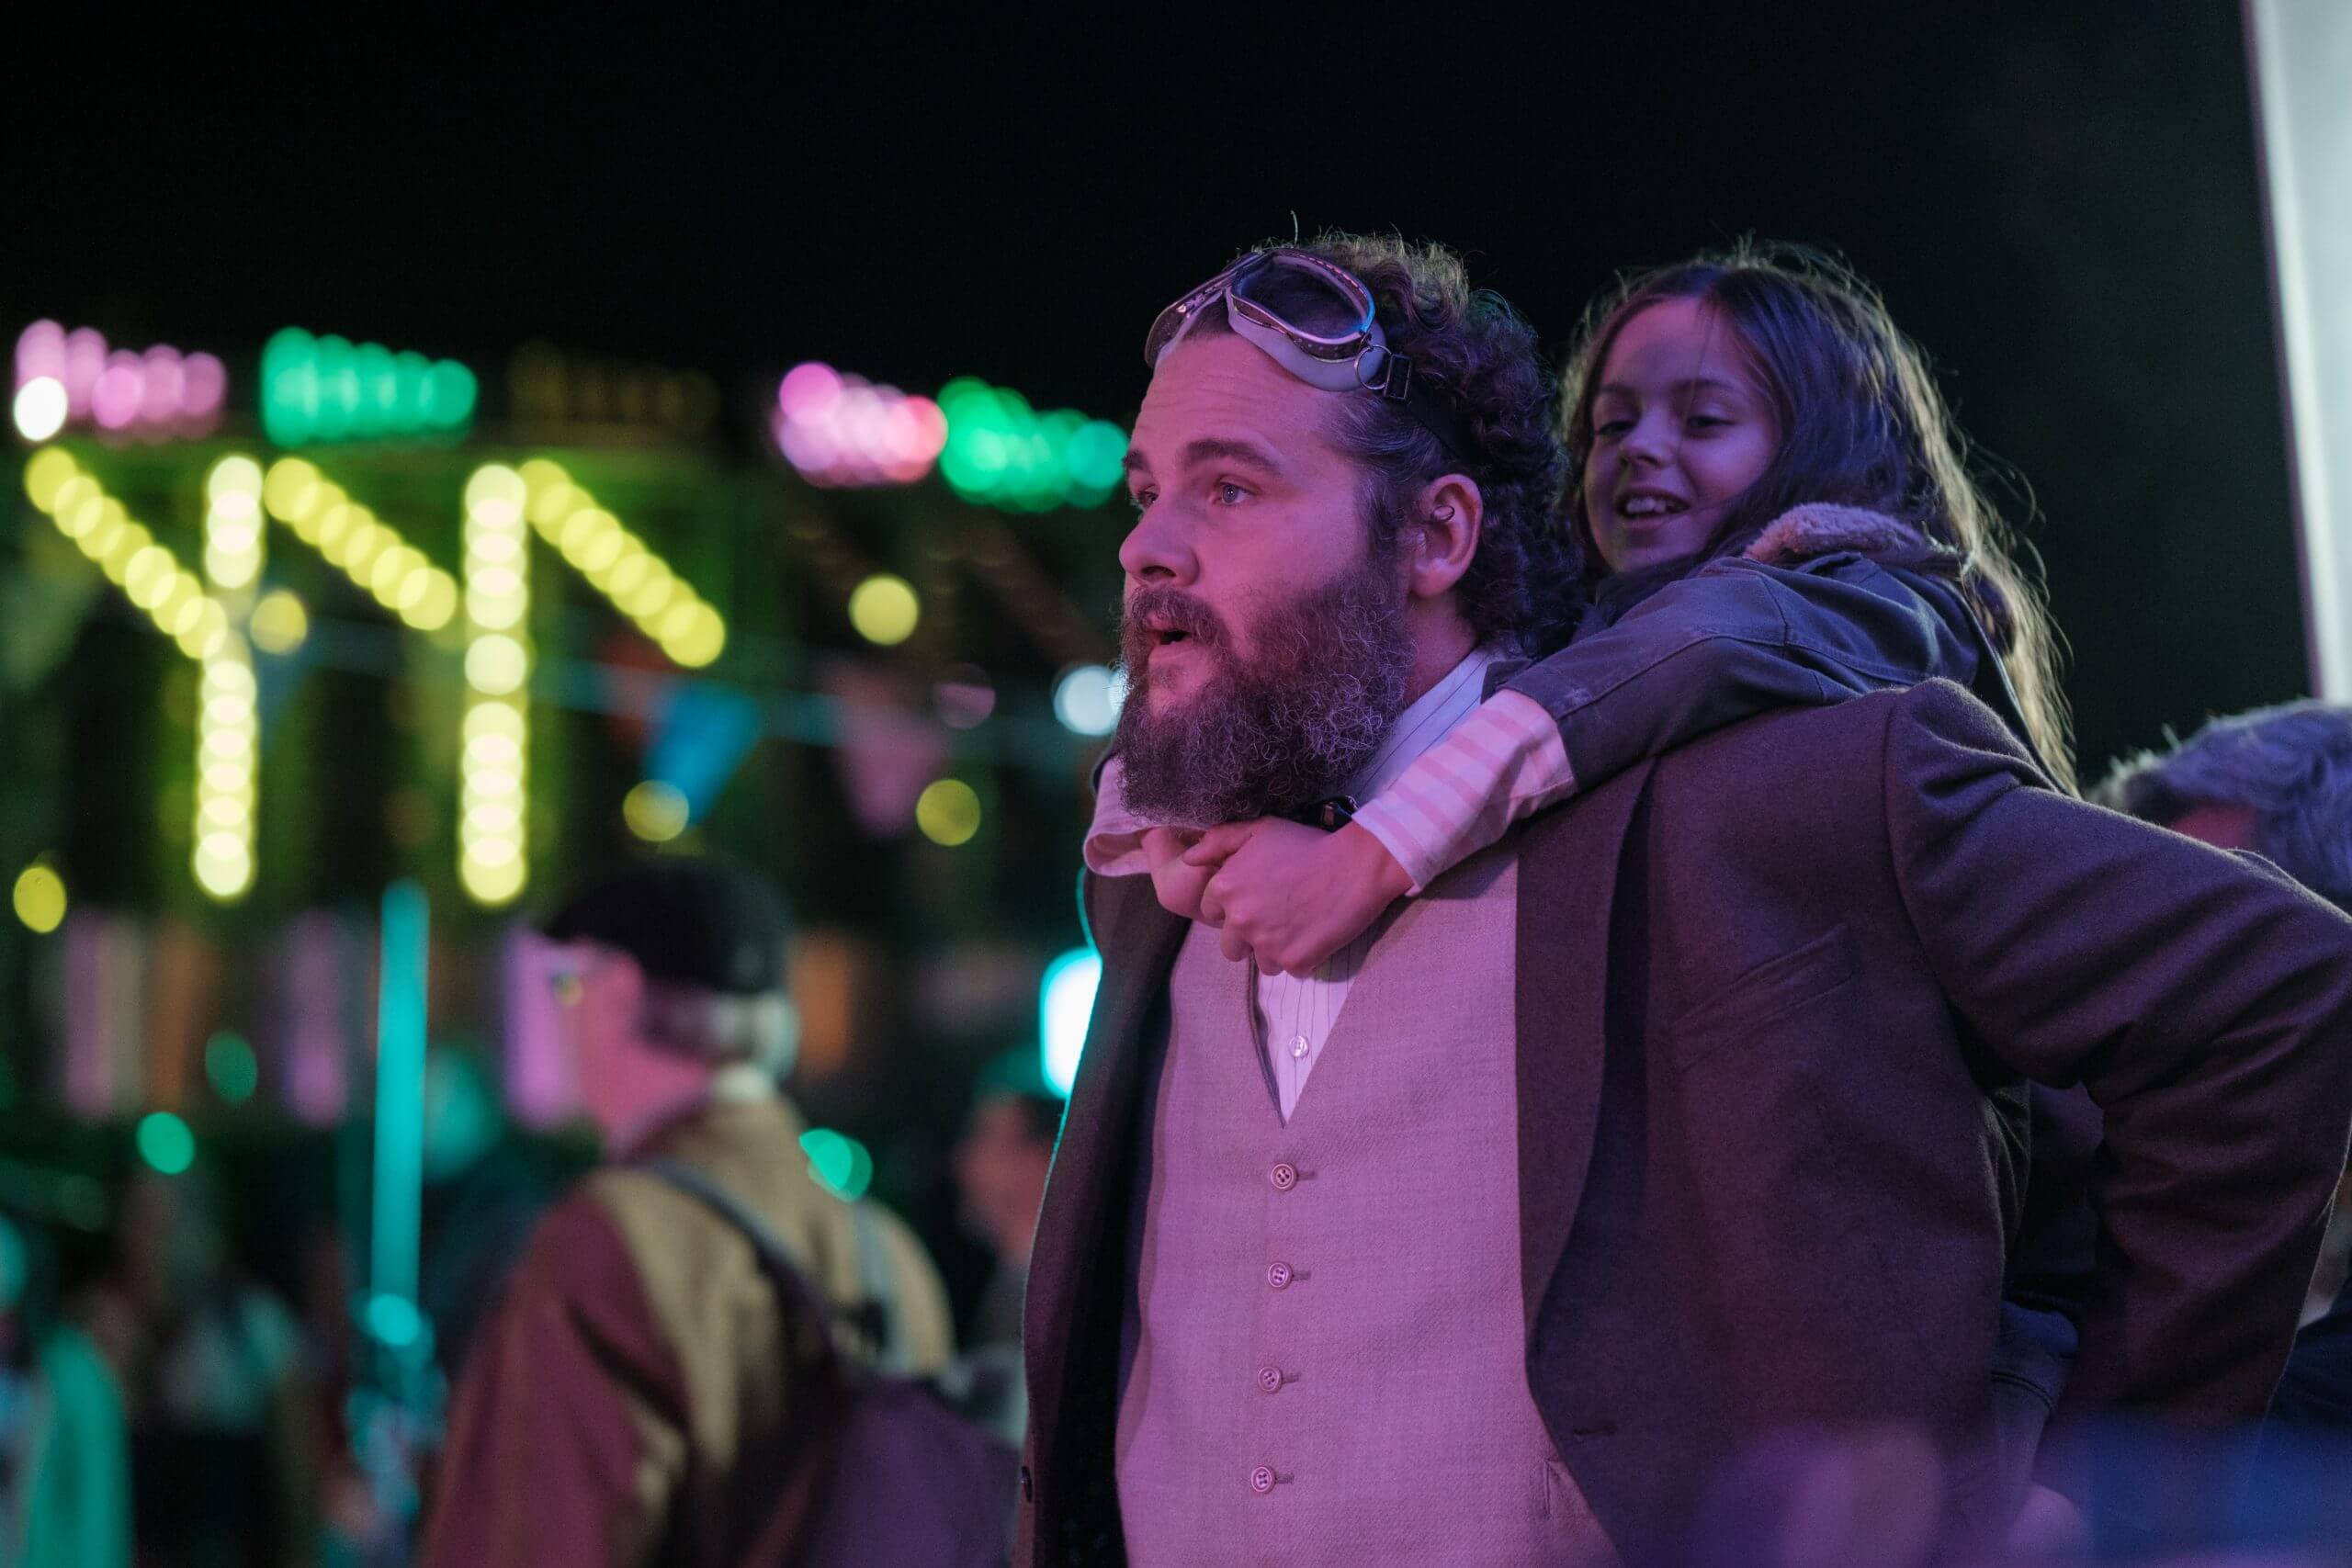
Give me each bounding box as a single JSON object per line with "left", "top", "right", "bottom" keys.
{"left": 1345, "top": 644, "right": 1506, "bottom": 803}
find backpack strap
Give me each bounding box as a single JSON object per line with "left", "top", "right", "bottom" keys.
{"left": 638, "top": 1158, "right": 846, "bottom": 1367}
{"left": 636, "top": 1157, "right": 848, "bottom": 1568}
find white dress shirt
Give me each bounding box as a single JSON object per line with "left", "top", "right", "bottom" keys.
{"left": 1252, "top": 646, "right": 1504, "bottom": 1118}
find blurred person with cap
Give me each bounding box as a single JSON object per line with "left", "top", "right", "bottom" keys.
{"left": 419, "top": 857, "right": 955, "bottom": 1568}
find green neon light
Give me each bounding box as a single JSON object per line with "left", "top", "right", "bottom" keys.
{"left": 204, "top": 1032, "right": 259, "bottom": 1103}
{"left": 937, "top": 377, "right": 1126, "bottom": 512}
{"left": 798, "top": 1127, "right": 874, "bottom": 1201}
{"left": 263, "top": 328, "right": 477, "bottom": 446}
{"left": 370, "top": 880, "right": 430, "bottom": 1311}
{"left": 136, "top": 1111, "right": 197, "bottom": 1176}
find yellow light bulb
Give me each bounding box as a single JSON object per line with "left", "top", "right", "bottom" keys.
{"left": 465, "top": 635, "right": 528, "bottom": 695}
{"left": 622, "top": 781, "right": 691, "bottom": 843}
{"left": 24, "top": 448, "right": 78, "bottom": 512}
{"left": 915, "top": 779, "right": 983, "bottom": 847}
{"left": 465, "top": 464, "right": 527, "bottom": 515}
{"left": 249, "top": 591, "right": 310, "bottom": 654}
{"left": 207, "top": 455, "right": 265, "bottom": 502}
{"left": 408, "top": 575, "right": 458, "bottom": 631}
{"left": 849, "top": 574, "right": 922, "bottom": 647}
{"left": 12, "top": 862, "right": 68, "bottom": 933}
{"left": 263, "top": 459, "right": 320, "bottom": 521}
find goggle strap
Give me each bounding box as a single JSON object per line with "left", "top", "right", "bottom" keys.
{"left": 1372, "top": 353, "right": 1468, "bottom": 457}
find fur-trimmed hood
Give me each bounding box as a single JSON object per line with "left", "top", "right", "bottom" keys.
{"left": 1743, "top": 503, "right": 1929, "bottom": 566}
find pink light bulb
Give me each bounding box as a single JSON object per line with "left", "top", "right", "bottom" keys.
{"left": 907, "top": 399, "right": 948, "bottom": 460}
{"left": 139, "top": 345, "right": 184, "bottom": 428}
{"left": 17, "top": 321, "right": 65, "bottom": 388}
{"left": 91, "top": 354, "right": 144, "bottom": 431}
{"left": 181, "top": 353, "right": 227, "bottom": 420}
{"left": 779, "top": 417, "right": 841, "bottom": 475}
{"left": 842, "top": 386, "right": 888, "bottom": 456}
{"left": 778, "top": 362, "right": 842, "bottom": 421}
{"left": 63, "top": 328, "right": 107, "bottom": 416}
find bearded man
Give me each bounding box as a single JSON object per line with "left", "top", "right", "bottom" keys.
{"left": 1016, "top": 236, "right": 2352, "bottom": 1568}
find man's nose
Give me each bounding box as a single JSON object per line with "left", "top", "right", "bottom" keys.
{"left": 1118, "top": 507, "right": 1193, "bottom": 585}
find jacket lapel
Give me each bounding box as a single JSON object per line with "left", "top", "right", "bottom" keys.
{"left": 1023, "top": 870, "right": 1187, "bottom": 1432}
{"left": 1515, "top": 762, "right": 1652, "bottom": 1333}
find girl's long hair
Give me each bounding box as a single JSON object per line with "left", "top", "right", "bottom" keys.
{"left": 1560, "top": 242, "right": 2075, "bottom": 789}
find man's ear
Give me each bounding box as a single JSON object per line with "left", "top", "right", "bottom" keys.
{"left": 1403, "top": 474, "right": 1483, "bottom": 601}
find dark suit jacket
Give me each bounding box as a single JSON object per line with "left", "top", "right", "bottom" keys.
{"left": 1017, "top": 682, "right": 2352, "bottom": 1565}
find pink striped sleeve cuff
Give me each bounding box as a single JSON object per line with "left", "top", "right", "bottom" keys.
{"left": 1351, "top": 691, "right": 1577, "bottom": 894}
{"left": 1083, "top": 755, "right": 1157, "bottom": 876}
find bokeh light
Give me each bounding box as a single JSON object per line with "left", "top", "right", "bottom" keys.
{"left": 14, "top": 321, "right": 226, "bottom": 441}
{"left": 774, "top": 363, "right": 949, "bottom": 487}
{"left": 261, "top": 328, "right": 474, "bottom": 446}
{"left": 26, "top": 450, "right": 229, "bottom": 660}
{"left": 250, "top": 590, "right": 311, "bottom": 654}
{"left": 204, "top": 456, "right": 267, "bottom": 591}
{"left": 1053, "top": 663, "right": 1126, "bottom": 737}
{"left": 459, "top": 699, "right": 529, "bottom": 908}
{"left": 205, "top": 1032, "right": 260, "bottom": 1103}
{"left": 915, "top": 778, "right": 983, "bottom": 846}
{"left": 798, "top": 1127, "right": 875, "bottom": 1201}
{"left": 460, "top": 468, "right": 535, "bottom": 908}
{"left": 937, "top": 377, "right": 1128, "bottom": 512}
{"left": 847, "top": 574, "right": 922, "bottom": 646}
{"left": 933, "top": 668, "right": 997, "bottom": 730}
{"left": 193, "top": 649, "right": 259, "bottom": 901}
{"left": 12, "top": 377, "right": 66, "bottom": 441}
{"left": 364, "top": 1292, "right": 429, "bottom": 1351}
{"left": 622, "top": 780, "right": 690, "bottom": 842}
{"left": 260, "top": 457, "right": 458, "bottom": 631}
{"left": 514, "top": 458, "right": 727, "bottom": 667}
{"left": 11, "top": 861, "right": 66, "bottom": 934}
{"left": 1040, "top": 947, "right": 1102, "bottom": 1098}
{"left": 135, "top": 1111, "right": 197, "bottom": 1176}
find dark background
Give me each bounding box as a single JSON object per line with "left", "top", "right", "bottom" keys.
{"left": 2, "top": 1, "right": 2310, "bottom": 781}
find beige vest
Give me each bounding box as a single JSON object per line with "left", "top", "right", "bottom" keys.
{"left": 1114, "top": 845, "right": 1615, "bottom": 1567}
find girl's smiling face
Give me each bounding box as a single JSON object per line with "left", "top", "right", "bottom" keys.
{"left": 1582, "top": 296, "right": 1781, "bottom": 575}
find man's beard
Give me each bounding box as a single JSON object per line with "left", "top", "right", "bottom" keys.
{"left": 1113, "top": 549, "right": 1414, "bottom": 828}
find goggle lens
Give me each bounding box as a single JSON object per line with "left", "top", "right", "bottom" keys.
{"left": 1145, "top": 253, "right": 1376, "bottom": 367}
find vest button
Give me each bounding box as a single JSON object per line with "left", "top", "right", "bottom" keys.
{"left": 1270, "top": 1162, "right": 1298, "bottom": 1190}
{"left": 1250, "top": 1465, "right": 1277, "bottom": 1495}
{"left": 1256, "top": 1365, "right": 1283, "bottom": 1393}
{"left": 1266, "top": 1261, "right": 1294, "bottom": 1290}
{"left": 1289, "top": 1033, "right": 1310, "bottom": 1059}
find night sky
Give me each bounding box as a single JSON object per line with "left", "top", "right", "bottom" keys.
{"left": 8, "top": 2, "right": 2305, "bottom": 776}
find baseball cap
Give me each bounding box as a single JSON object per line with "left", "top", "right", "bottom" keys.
{"left": 542, "top": 858, "right": 791, "bottom": 996}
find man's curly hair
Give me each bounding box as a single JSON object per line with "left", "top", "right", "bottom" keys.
{"left": 1171, "top": 233, "right": 1574, "bottom": 652}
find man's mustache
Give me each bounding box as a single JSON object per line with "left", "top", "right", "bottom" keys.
{"left": 1118, "top": 586, "right": 1230, "bottom": 666}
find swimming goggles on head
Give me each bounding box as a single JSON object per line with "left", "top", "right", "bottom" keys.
{"left": 1144, "top": 250, "right": 1464, "bottom": 455}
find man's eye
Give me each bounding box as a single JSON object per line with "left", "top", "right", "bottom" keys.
{"left": 1213, "top": 481, "right": 1250, "bottom": 506}
{"left": 1128, "top": 489, "right": 1157, "bottom": 513}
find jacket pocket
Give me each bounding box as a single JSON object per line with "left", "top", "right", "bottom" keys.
{"left": 1667, "top": 924, "right": 1860, "bottom": 1070}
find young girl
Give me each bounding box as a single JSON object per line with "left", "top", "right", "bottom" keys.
{"left": 1091, "top": 243, "right": 2072, "bottom": 974}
